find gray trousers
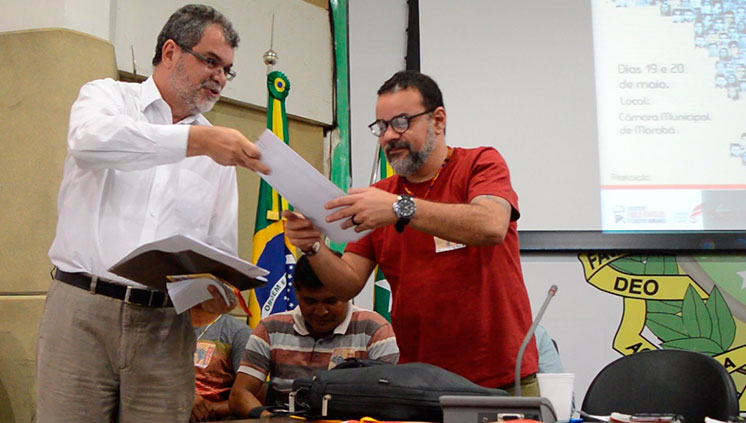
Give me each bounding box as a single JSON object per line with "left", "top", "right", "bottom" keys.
{"left": 36, "top": 280, "right": 195, "bottom": 423}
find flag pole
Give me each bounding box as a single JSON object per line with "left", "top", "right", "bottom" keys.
{"left": 264, "top": 14, "right": 277, "bottom": 75}
{"left": 249, "top": 17, "right": 296, "bottom": 328}
{"left": 369, "top": 143, "right": 381, "bottom": 185}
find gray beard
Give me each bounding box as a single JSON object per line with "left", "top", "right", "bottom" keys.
{"left": 386, "top": 124, "right": 436, "bottom": 176}
{"left": 170, "top": 60, "right": 220, "bottom": 116}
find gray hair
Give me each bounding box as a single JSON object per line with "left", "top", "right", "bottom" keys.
{"left": 152, "top": 4, "right": 239, "bottom": 66}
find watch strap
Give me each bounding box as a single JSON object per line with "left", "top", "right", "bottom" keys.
{"left": 301, "top": 241, "right": 321, "bottom": 256}
{"left": 248, "top": 406, "right": 271, "bottom": 419}
{"left": 395, "top": 220, "right": 407, "bottom": 233}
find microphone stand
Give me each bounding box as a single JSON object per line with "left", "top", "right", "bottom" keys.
{"left": 514, "top": 284, "right": 558, "bottom": 396}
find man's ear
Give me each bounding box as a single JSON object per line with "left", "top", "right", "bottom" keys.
{"left": 160, "top": 39, "right": 179, "bottom": 68}
{"left": 432, "top": 106, "right": 447, "bottom": 135}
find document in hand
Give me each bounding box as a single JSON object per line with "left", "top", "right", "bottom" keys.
{"left": 254, "top": 129, "right": 371, "bottom": 243}
{"left": 108, "top": 234, "right": 269, "bottom": 292}
{"left": 166, "top": 273, "right": 236, "bottom": 314}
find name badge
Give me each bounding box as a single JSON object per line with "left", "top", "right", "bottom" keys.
{"left": 329, "top": 347, "right": 357, "bottom": 369}
{"left": 194, "top": 340, "right": 216, "bottom": 368}
{"left": 434, "top": 236, "right": 466, "bottom": 253}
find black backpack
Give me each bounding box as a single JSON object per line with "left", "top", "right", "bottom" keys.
{"left": 290, "top": 359, "right": 507, "bottom": 422}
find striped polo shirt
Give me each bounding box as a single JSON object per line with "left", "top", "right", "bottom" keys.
{"left": 238, "top": 304, "right": 399, "bottom": 399}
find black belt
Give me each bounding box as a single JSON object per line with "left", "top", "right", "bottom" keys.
{"left": 53, "top": 269, "right": 172, "bottom": 308}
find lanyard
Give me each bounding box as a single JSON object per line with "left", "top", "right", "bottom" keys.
{"left": 196, "top": 315, "right": 221, "bottom": 341}
{"left": 402, "top": 147, "right": 453, "bottom": 200}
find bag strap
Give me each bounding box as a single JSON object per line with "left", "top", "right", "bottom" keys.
{"left": 249, "top": 405, "right": 308, "bottom": 419}
{"left": 333, "top": 357, "right": 386, "bottom": 369}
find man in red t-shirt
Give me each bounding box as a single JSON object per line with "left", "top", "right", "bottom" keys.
{"left": 284, "top": 70, "right": 538, "bottom": 393}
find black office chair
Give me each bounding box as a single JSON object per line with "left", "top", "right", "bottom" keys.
{"left": 581, "top": 349, "right": 739, "bottom": 423}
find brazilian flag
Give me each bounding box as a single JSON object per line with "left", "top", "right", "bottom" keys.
{"left": 248, "top": 71, "right": 298, "bottom": 328}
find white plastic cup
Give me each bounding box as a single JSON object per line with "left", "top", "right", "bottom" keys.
{"left": 537, "top": 372, "right": 575, "bottom": 421}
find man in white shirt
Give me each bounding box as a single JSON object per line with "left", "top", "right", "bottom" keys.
{"left": 37, "top": 5, "right": 268, "bottom": 423}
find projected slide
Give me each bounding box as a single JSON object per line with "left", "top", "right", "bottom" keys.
{"left": 593, "top": 0, "right": 746, "bottom": 231}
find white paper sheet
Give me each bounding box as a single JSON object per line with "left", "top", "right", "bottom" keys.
{"left": 255, "top": 129, "right": 371, "bottom": 243}
{"left": 166, "top": 275, "right": 233, "bottom": 314}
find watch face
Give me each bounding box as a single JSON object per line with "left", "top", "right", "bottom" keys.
{"left": 395, "top": 196, "right": 416, "bottom": 218}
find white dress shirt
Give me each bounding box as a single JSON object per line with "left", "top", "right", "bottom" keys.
{"left": 49, "top": 76, "right": 238, "bottom": 288}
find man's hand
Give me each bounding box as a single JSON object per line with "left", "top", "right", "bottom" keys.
{"left": 324, "top": 187, "right": 399, "bottom": 232}
{"left": 283, "top": 211, "right": 323, "bottom": 251}
{"left": 196, "top": 285, "right": 236, "bottom": 315}
{"left": 191, "top": 393, "right": 213, "bottom": 422}
{"left": 187, "top": 125, "right": 270, "bottom": 174}
{"left": 229, "top": 373, "right": 267, "bottom": 419}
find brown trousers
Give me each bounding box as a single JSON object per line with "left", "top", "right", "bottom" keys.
{"left": 36, "top": 280, "right": 195, "bottom": 423}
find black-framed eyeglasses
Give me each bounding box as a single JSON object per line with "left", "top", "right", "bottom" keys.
{"left": 176, "top": 42, "right": 236, "bottom": 81}
{"left": 368, "top": 108, "right": 435, "bottom": 137}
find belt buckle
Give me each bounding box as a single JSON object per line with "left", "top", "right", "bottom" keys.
{"left": 89, "top": 275, "right": 98, "bottom": 295}
{"left": 124, "top": 286, "right": 133, "bottom": 304}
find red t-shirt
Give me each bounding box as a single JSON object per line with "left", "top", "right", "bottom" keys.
{"left": 345, "top": 147, "right": 538, "bottom": 387}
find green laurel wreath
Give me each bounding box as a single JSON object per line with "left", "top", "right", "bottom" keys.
{"left": 646, "top": 285, "right": 736, "bottom": 356}
{"left": 610, "top": 255, "right": 736, "bottom": 356}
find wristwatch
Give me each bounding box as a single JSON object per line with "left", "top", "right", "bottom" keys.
{"left": 302, "top": 241, "right": 321, "bottom": 257}
{"left": 393, "top": 195, "right": 416, "bottom": 233}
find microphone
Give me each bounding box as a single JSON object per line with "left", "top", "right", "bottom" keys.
{"left": 441, "top": 285, "right": 559, "bottom": 423}
{"left": 514, "top": 284, "right": 558, "bottom": 396}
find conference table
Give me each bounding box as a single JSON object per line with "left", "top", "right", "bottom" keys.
{"left": 211, "top": 417, "right": 434, "bottom": 423}
{"left": 218, "top": 418, "right": 305, "bottom": 423}
{"left": 212, "top": 418, "right": 433, "bottom": 423}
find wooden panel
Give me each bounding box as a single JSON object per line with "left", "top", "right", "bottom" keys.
{"left": 0, "top": 29, "right": 118, "bottom": 293}
{"left": 0, "top": 296, "right": 46, "bottom": 423}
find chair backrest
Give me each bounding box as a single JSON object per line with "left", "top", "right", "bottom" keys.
{"left": 581, "top": 349, "right": 739, "bottom": 423}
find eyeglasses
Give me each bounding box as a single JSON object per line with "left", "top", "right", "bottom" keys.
{"left": 176, "top": 42, "right": 236, "bottom": 81}
{"left": 368, "top": 108, "right": 435, "bottom": 137}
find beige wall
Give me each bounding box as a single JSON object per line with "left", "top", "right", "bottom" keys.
{"left": 0, "top": 29, "right": 119, "bottom": 295}
{"left": 0, "top": 28, "right": 119, "bottom": 423}
{"left": 0, "top": 0, "right": 335, "bottom": 126}
{"left": 0, "top": 28, "right": 324, "bottom": 423}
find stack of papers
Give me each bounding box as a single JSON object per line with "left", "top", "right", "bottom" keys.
{"left": 108, "top": 234, "right": 269, "bottom": 314}
{"left": 108, "top": 234, "right": 268, "bottom": 292}
{"left": 609, "top": 412, "right": 683, "bottom": 423}
{"left": 166, "top": 274, "right": 235, "bottom": 314}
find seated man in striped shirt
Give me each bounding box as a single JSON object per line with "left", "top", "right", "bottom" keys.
{"left": 229, "top": 253, "right": 399, "bottom": 419}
